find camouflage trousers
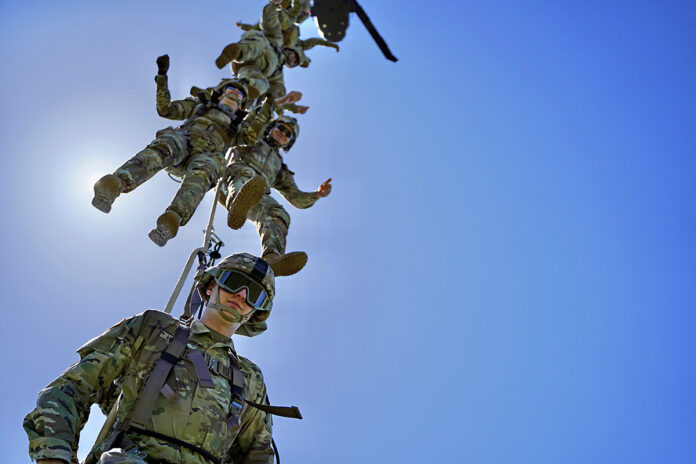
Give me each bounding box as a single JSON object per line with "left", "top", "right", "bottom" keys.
{"left": 233, "top": 31, "right": 279, "bottom": 98}
{"left": 114, "top": 127, "right": 226, "bottom": 226}
{"left": 225, "top": 163, "right": 290, "bottom": 256}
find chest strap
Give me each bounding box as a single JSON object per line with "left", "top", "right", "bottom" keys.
{"left": 126, "top": 325, "right": 191, "bottom": 429}
{"left": 228, "top": 353, "right": 303, "bottom": 419}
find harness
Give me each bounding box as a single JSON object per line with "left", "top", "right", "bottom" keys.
{"left": 181, "top": 96, "right": 248, "bottom": 146}
{"left": 102, "top": 321, "right": 300, "bottom": 464}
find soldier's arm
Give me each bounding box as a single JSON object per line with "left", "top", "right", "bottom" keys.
{"left": 268, "top": 72, "right": 288, "bottom": 105}
{"left": 238, "top": 95, "right": 275, "bottom": 145}
{"left": 229, "top": 360, "right": 275, "bottom": 464}
{"left": 301, "top": 37, "right": 340, "bottom": 52}
{"left": 23, "top": 315, "right": 146, "bottom": 464}
{"left": 260, "top": 1, "right": 283, "bottom": 47}
{"left": 155, "top": 74, "right": 197, "bottom": 120}
{"left": 273, "top": 163, "right": 320, "bottom": 209}
{"left": 237, "top": 21, "right": 260, "bottom": 32}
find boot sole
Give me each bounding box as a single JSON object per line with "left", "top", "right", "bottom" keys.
{"left": 215, "top": 44, "right": 238, "bottom": 69}
{"left": 267, "top": 252, "right": 308, "bottom": 277}
{"left": 148, "top": 227, "right": 173, "bottom": 247}
{"left": 92, "top": 193, "right": 114, "bottom": 213}
{"left": 227, "top": 177, "right": 266, "bottom": 230}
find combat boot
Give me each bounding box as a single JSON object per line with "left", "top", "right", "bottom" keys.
{"left": 227, "top": 176, "right": 266, "bottom": 230}
{"left": 148, "top": 210, "right": 182, "bottom": 247}
{"left": 92, "top": 174, "right": 123, "bottom": 213}
{"left": 263, "top": 251, "right": 308, "bottom": 277}
{"left": 216, "top": 43, "right": 241, "bottom": 69}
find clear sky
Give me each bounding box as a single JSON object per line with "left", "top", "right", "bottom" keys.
{"left": 1, "top": 1, "right": 695, "bottom": 463}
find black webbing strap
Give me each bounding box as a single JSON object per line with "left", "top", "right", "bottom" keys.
{"left": 188, "top": 350, "right": 215, "bottom": 388}
{"left": 228, "top": 352, "right": 303, "bottom": 419}
{"left": 243, "top": 398, "right": 303, "bottom": 419}
{"left": 181, "top": 252, "right": 208, "bottom": 322}
{"left": 250, "top": 258, "right": 269, "bottom": 284}
{"left": 128, "top": 426, "right": 221, "bottom": 464}
{"left": 127, "top": 325, "right": 191, "bottom": 429}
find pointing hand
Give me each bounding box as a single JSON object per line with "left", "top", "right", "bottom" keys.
{"left": 316, "top": 178, "right": 332, "bottom": 198}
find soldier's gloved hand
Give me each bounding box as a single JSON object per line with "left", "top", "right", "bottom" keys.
{"left": 316, "top": 178, "right": 332, "bottom": 198}
{"left": 294, "top": 105, "right": 310, "bottom": 114}
{"left": 156, "top": 54, "right": 170, "bottom": 75}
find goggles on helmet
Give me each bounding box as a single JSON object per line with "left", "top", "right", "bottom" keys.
{"left": 214, "top": 269, "right": 271, "bottom": 311}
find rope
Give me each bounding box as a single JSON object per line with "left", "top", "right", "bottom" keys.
{"left": 163, "top": 146, "right": 234, "bottom": 314}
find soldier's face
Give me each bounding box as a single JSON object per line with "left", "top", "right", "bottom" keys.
{"left": 284, "top": 49, "right": 299, "bottom": 67}
{"left": 220, "top": 87, "right": 245, "bottom": 111}
{"left": 270, "top": 123, "right": 294, "bottom": 147}
{"left": 208, "top": 283, "right": 254, "bottom": 315}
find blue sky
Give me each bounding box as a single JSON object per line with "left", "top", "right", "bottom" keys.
{"left": 1, "top": 1, "right": 695, "bottom": 463}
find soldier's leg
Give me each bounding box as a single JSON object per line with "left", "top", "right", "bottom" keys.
{"left": 215, "top": 31, "right": 268, "bottom": 69}
{"left": 234, "top": 65, "right": 269, "bottom": 100}
{"left": 148, "top": 152, "right": 224, "bottom": 247}
{"left": 247, "top": 196, "right": 307, "bottom": 276}
{"left": 92, "top": 128, "right": 187, "bottom": 213}
{"left": 96, "top": 448, "right": 147, "bottom": 464}
{"left": 224, "top": 162, "right": 266, "bottom": 230}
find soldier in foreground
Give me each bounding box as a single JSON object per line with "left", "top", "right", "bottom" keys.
{"left": 224, "top": 116, "right": 332, "bottom": 276}
{"left": 91, "top": 54, "right": 301, "bottom": 246}
{"left": 24, "top": 253, "right": 295, "bottom": 464}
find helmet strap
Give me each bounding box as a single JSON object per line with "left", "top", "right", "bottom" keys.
{"left": 208, "top": 286, "right": 253, "bottom": 325}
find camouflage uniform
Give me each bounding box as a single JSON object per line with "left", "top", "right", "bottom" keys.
{"left": 217, "top": 3, "right": 290, "bottom": 100}
{"left": 24, "top": 310, "right": 274, "bottom": 464}
{"left": 111, "top": 74, "right": 271, "bottom": 226}
{"left": 238, "top": 0, "right": 337, "bottom": 70}
{"left": 224, "top": 139, "right": 318, "bottom": 257}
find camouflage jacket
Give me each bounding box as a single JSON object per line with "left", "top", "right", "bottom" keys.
{"left": 23, "top": 310, "right": 274, "bottom": 464}
{"left": 155, "top": 74, "right": 272, "bottom": 148}
{"left": 232, "top": 3, "right": 288, "bottom": 99}
{"left": 231, "top": 140, "right": 319, "bottom": 209}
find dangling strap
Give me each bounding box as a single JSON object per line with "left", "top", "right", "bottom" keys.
{"left": 126, "top": 325, "right": 191, "bottom": 429}
{"left": 228, "top": 353, "right": 303, "bottom": 419}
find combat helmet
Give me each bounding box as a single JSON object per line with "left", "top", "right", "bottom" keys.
{"left": 216, "top": 79, "right": 249, "bottom": 108}
{"left": 189, "top": 79, "right": 250, "bottom": 108}
{"left": 268, "top": 115, "right": 300, "bottom": 150}
{"left": 196, "top": 253, "right": 275, "bottom": 337}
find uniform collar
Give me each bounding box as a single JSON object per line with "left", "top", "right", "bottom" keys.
{"left": 190, "top": 319, "right": 236, "bottom": 352}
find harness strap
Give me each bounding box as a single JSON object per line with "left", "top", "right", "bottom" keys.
{"left": 127, "top": 325, "right": 191, "bottom": 428}
{"left": 228, "top": 352, "right": 303, "bottom": 419}
{"left": 188, "top": 350, "right": 215, "bottom": 388}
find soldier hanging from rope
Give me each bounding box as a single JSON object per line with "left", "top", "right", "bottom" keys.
{"left": 222, "top": 116, "right": 332, "bottom": 277}
{"left": 91, "top": 54, "right": 305, "bottom": 247}
{"left": 215, "top": 0, "right": 320, "bottom": 114}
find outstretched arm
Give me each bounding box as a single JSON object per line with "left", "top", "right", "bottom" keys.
{"left": 274, "top": 164, "right": 331, "bottom": 209}
{"left": 154, "top": 55, "right": 198, "bottom": 120}
{"left": 301, "top": 37, "right": 340, "bottom": 52}
{"left": 274, "top": 90, "right": 310, "bottom": 114}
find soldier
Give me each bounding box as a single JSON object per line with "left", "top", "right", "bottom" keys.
{"left": 237, "top": 0, "right": 340, "bottom": 70}
{"left": 223, "top": 116, "right": 332, "bottom": 277}
{"left": 214, "top": 0, "right": 304, "bottom": 103}
{"left": 91, "top": 54, "right": 301, "bottom": 247}
{"left": 24, "top": 253, "right": 298, "bottom": 464}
